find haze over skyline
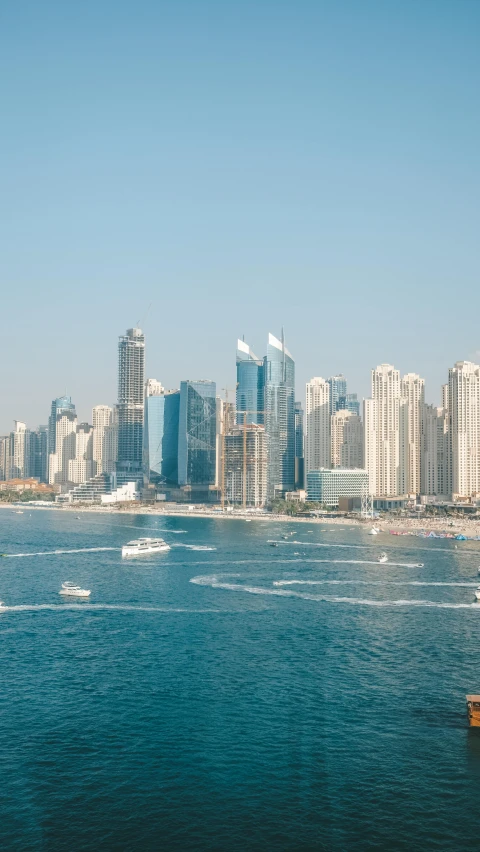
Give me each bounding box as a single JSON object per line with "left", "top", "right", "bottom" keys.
{"left": 1, "top": 0, "right": 479, "bottom": 432}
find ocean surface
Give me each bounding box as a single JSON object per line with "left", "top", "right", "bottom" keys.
{"left": 1, "top": 509, "right": 480, "bottom": 851}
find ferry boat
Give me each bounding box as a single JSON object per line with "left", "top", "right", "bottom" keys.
{"left": 59, "top": 582, "right": 91, "bottom": 597}
{"left": 378, "top": 552, "right": 388, "bottom": 564}
{"left": 466, "top": 695, "right": 480, "bottom": 727}
{"left": 121, "top": 537, "right": 170, "bottom": 558}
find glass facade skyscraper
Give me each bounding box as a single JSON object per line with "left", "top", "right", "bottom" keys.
{"left": 327, "top": 375, "right": 348, "bottom": 416}
{"left": 144, "top": 391, "right": 180, "bottom": 484}
{"left": 294, "top": 401, "right": 305, "bottom": 489}
{"left": 345, "top": 393, "right": 360, "bottom": 416}
{"left": 178, "top": 380, "right": 217, "bottom": 487}
{"left": 264, "top": 333, "right": 295, "bottom": 498}
{"left": 117, "top": 327, "right": 145, "bottom": 474}
{"left": 236, "top": 340, "right": 265, "bottom": 425}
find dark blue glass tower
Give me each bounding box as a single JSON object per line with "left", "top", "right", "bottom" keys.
{"left": 144, "top": 391, "right": 180, "bottom": 484}
{"left": 236, "top": 340, "right": 264, "bottom": 425}
{"left": 178, "top": 381, "right": 217, "bottom": 487}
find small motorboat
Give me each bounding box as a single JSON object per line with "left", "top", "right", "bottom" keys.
{"left": 377, "top": 552, "right": 388, "bottom": 564}
{"left": 269, "top": 542, "right": 278, "bottom": 548}
{"left": 474, "top": 587, "right": 480, "bottom": 602}
{"left": 369, "top": 527, "right": 379, "bottom": 535}
{"left": 59, "top": 582, "right": 91, "bottom": 597}
{"left": 14, "top": 510, "right": 24, "bottom": 515}
{"left": 0, "top": 600, "right": 7, "bottom": 610}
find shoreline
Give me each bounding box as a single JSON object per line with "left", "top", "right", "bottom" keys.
{"left": 2, "top": 501, "right": 480, "bottom": 539}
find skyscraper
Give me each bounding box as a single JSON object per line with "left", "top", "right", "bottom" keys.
{"left": 400, "top": 373, "right": 425, "bottom": 495}
{"left": 178, "top": 380, "right": 217, "bottom": 489}
{"left": 224, "top": 425, "right": 267, "bottom": 507}
{"left": 448, "top": 361, "right": 480, "bottom": 499}
{"left": 364, "top": 364, "right": 401, "bottom": 497}
{"left": 144, "top": 386, "right": 180, "bottom": 484}
{"left": 49, "top": 409, "right": 77, "bottom": 485}
{"left": 294, "top": 401, "right": 305, "bottom": 489}
{"left": 92, "top": 405, "right": 117, "bottom": 474}
{"left": 8, "top": 421, "right": 32, "bottom": 480}
{"left": 327, "top": 375, "right": 347, "bottom": 415}
{"left": 331, "top": 409, "right": 363, "bottom": 469}
{"left": 117, "top": 327, "right": 145, "bottom": 474}
{"left": 264, "top": 333, "right": 295, "bottom": 498}
{"left": 345, "top": 393, "right": 360, "bottom": 416}
{"left": 305, "top": 378, "right": 331, "bottom": 475}
{"left": 31, "top": 425, "right": 48, "bottom": 483}
{"left": 236, "top": 340, "right": 265, "bottom": 424}
{"left": 48, "top": 396, "right": 75, "bottom": 456}
{"left": 68, "top": 423, "right": 95, "bottom": 485}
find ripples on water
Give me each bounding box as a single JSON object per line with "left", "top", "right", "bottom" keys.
{"left": 1, "top": 510, "right": 480, "bottom": 850}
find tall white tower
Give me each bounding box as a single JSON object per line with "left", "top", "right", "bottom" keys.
{"left": 400, "top": 373, "right": 425, "bottom": 495}
{"left": 92, "top": 405, "right": 117, "bottom": 474}
{"left": 364, "top": 364, "right": 401, "bottom": 497}
{"left": 305, "top": 378, "right": 331, "bottom": 475}
{"left": 448, "top": 361, "right": 480, "bottom": 499}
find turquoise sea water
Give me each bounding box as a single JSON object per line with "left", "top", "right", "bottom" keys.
{"left": 1, "top": 509, "right": 480, "bottom": 851}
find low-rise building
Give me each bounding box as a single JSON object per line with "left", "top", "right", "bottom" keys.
{"left": 307, "top": 468, "right": 368, "bottom": 507}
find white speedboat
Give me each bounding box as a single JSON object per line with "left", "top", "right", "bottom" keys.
{"left": 15, "top": 511, "right": 24, "bottom": 515}
{"left": 59, "top": 582, "right": 91, "bottom": 597}
{"left": 122, "top": 537, "right": 170, "bottom": 558}
{"left": 475, "top": 587, "right": 480, "bottom": 602}
{"left": 0, "top": 601, "right": 7, "bottom": 610}
{"left": 369, "top": 527, "right": 379, "bottom": 535}
{"left": 378, "top": 552, "right": 388, "bottom": 564}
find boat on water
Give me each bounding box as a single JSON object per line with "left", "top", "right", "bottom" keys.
{"left": 369, "top": 527, "right": 379, "bottom": 535}
{"left": 269, "top": 542, "right": 278, "bottom": 548}
{"left": 467, "top": 695, "right": 480, "bottom": 727}
{"left": 59, "top": 582, "right": 91, "bottom": 597}
{"left": 474, "top": 587, "right": 480, "bottom": 601}
{"left": 378, "top": 552, "right": 388, "bottom": 564}
{"left": 0, "top": 600, "right": 7, "bottom": 610}
{"left": 122, "top": 537, "right": 170, "bottom": 558}
{"left": 14, "top": 510, "right": 24, "bottom": 515}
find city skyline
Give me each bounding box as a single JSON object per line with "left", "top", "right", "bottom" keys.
{"left": 1, "top": 2, "right": 479, "bottom": 433}
{"left": 2, "top": 337, "right": 479, "bottom": 435}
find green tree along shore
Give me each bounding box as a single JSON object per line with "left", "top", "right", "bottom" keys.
{"left": 0, "top": 491, "right": 55, "bottom": 504}
{"left": 268, "top": 498, "right": 332, "bottom": 516}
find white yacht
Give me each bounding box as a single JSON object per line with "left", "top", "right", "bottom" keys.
{"left": 59, "top": 582, "right": 91, "bottom": 597}
{"left": 122, "top": 537, "right": 170, "bottom": 558}
{"left": 378, "top": 552, "right": 388, "bottom": 564}
{"left": 475, "top": 587, "right": 480, "bottom": 602}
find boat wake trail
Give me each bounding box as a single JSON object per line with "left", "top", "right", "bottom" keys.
{"left": 0, "top": 604, "right": 238, "bottom": 614}
{"left": 2, "top": 547, "right": 119, "bottom": 558}
{"left": 190, "top": 574, "right": 480, "bottom": 609}
{"left": 274, "top": 579, "right": 478, "bottom": 588}
{"left": 172, "top": 544, "right": 217, "bottom": 551}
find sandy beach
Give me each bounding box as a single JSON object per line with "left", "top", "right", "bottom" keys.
{"left": 3, "top": 501, "right": 480, "bottom": 539}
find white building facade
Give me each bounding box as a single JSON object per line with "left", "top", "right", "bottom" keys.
{"left": 331, "top": 409, "right": 363, "bottom": 469}
{"left": 305, "top": 378, "right": 331, "bottom": 475}
{"left": 448, "top": 361, "right": 480, "bottom": 500}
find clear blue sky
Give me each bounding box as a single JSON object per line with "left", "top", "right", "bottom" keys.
{"left": 1, "top": 0, "right": 479, "bottom": 431}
